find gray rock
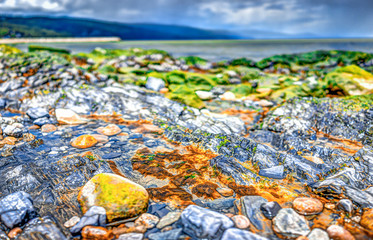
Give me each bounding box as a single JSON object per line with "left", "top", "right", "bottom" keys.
{"left": 148, "top": 228, "right": 182, "bottom": 240}
{"left": 307, "top": 228, "right": 329, "bottom": 240}
{"left": 145, "top": 77, "right": 165, "bottom": 92}
{"left": 3, "top": 125, "right": 23, "bottom": 138}
{"left": 0, "top": 98, "right": 6, "bottom": 109}
{"left": 156, "top": 211, "right": 181, "bottom": 229}
{"left": 221, "top": 228, "right": 269, "bottom": 240}
{"left": 336, "top": 199, "right": 353, "bottom": 213}
{"left": 272, "top": 208, "right": 310, "bottom": 238}
{"left": 260, "top": 202, "right": 282, "bottom": 220}
{"left": 0, "top": 191, "right": 37, "bottom": 229}
{"left": 26, "top": 107, "right": 49, "bottom": 120}
{"left": 118, "top": 233, "right": 144, "bottom": 240}
{"left": 241, "top": 196, "right": 270, "bottom": 232}
{"left": 70, "top": 206, "right": 106, "bottom": 234}
{"left": 17, "top": 216, "right": 68, "bottom": 240}
{"left": 181, "top": 205, "right": 234, "bottom": 239}
{"left": 258, "top": 165, "right": 285, "bottom": 179}
{"left": 205, "top": 198, "right": 236, "bottom": 211}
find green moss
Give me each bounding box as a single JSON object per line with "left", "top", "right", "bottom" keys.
{"left": 168, "top": 85, "right": 205, "bottom": 109}
{"left": 231, "top": 84, "right": 253, "bottom": 98}
{"left": 178, "top": 56, "right": 208, "bottom": 66}
{"left": 28, "top": 45, "right": 70, "bottom": 54}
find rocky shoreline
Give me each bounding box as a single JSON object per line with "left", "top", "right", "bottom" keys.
{"left": 0, "top": 44, "right": 372, "bottom": 239}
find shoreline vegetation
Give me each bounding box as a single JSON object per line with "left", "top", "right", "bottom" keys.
{"left": 0, "top": 37, "right": 121, "bottom": 44}
{"left": 1, "top": 37, "right": 373, "bottom": 45}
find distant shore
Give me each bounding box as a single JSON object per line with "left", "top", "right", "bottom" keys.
{"left": 0, "top": 37, "right": 121, "bottom": 44}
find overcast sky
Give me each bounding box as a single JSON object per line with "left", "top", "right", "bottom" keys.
{"left": 1, "top": 0, "right": 372, "bottom": 37}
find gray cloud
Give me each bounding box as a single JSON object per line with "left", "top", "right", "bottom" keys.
{"left": 0, "top": 0, "right": 372, "bottom": 37}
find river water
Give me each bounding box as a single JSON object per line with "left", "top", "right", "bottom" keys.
{"left": 13, "top": 38, "right": 373, "bottom": 61}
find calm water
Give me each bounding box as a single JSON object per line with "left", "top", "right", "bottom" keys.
{"left": 14, "top": 39, "right": 373, "bottom": 61}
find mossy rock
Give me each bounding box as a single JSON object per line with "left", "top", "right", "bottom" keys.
{"left": 231, "top": 84, "right": 253, "bottom": 98}
{"left": 168, "top": 85, "right": 205, "bottom": 109}
{"left": 178, "top": 56, "right": 208, "bottom": 66}
{"left": 78, "top": 173, "right": 149, "bottom": 222}
{"left": 325, "top": 65, "right": 373, "bottom": 95}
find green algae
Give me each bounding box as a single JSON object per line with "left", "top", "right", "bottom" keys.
{"left": 28, "top": 45, "right": 70, "bottom": 54}
{"left": 0, "top": 44, "right": 22, "bottom": 55}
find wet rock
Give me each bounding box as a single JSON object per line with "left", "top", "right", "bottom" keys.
{"left": 81, "top": 226, "right": 113, "bottom": 240}
{"left": 231, "top": 215, "right": 251, "bottom": 229}
{"left": 0, "top": 230, "right": 8, "bottom": 240}
{"left": 17, "top": 216, "right": 68, "bottom": 240}
{"left": 307, "top": 228, "right": 329, "bottom": 240}
{"left": 97, "top": 124, "right": 122, "bottom": 136}
{"left": 147, "top": 203, "right": 171, "bottom": 218}
{"left": 135, "top": 213, "right": 159, "bottom": 229}
{"left": 156, "top": 211, "right": 181, "bottom": 229}
{"left": 102, "top": 152, "right": 122, "bottom": 159}
{"left": 33, "top": 117, "right": 51, "bottom": 126}
{"left": 70, "top": 206, "right": 106, "bottom": 234}
{"left": 272, "top": 208, "right": 310, "bottom": 239}
{"left": 217, "top": 187, "right": 234, "bottom": 197}
{"left": 258, "top": 165, "right": 285, "bottom": 179}
{"left": 360, "top": 208, "right": 373, "bottom": 231}
{"left": 292, "top": 197, "right": 323, "bottom": 215}
{"left": 260, "top": 201, "right": 282, "bottom": 220}
{"left": 241, "top": 196, "right": 272, "bottom": 233}
{"left": 326, "top": 225, "right": 355, "bottom": 240}
{"left": 205, "top": 198, "right": 236, "bottom": 211}
{"left": 145, "top": 77, "right": 165, "bottom": 92}
{"left": 0, "top": 191, "right": 37, "bottom": 229}
{"left": 117, "top": 233, "right": 144, "bottom": 240}
{"left": 221, "top": 228, "right": 269, "bottom": 240}
{"left": 0, "top": 98, "right": 6, "bottom": 109}
{"left": 78, "top": 173, "right": 149, "bottom": 222}
{"left": 71, "top": 135, "right": 98, "bottom": 148}
{"left": 181, "top": 205, "right": 234, "bottom": 239}
{"left": 63, "top": 216, "right": 80, "bottom": 229}
{"left": 55, "top": 108, "right": 87, "bottom": 125}
{"left": 41, "top": 124, "right": 57, "bottom": 133}
{"left": 3, "top": 125, "right": 23, "bottom": 138}
{"left": 26, "top": 108, "right": 49, "bottom": 120}
{"left": 148, "top": 228, "right": 182, "bottom": 240}
{"left": 336, "top": 199, "right": 353, "bottom": 214}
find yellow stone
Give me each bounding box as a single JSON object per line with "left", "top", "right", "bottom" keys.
{"left": 71, "top": 135, "right": 98, "bottom": 149}
{"left": 78, "top": 173, "right": 149, "bottom": 222}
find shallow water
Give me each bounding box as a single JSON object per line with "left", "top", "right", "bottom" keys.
{"left": 13, "top": 38, "right": 373, "bottom": 61}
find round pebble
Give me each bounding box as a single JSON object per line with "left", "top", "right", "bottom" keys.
{"left": 81, "top": 226, "right": 113, "bottom": 240}
{"left": 8, "top": 227, "right": 22, "bottom": 238}
{"left": 64, "top": 216, "right": 80, "bottom": 228}
{"left": 97, "top": 124, "right": 122, "bottom": 136}
{"left": 293, "top": 197, "right": 323, "bottom": 215}
{"left": 326, "top": 225, "right": 355, "bottom": 240}
{"left": 135, "top": 213, "right": 159, "bottom": 229}
{"left": 71, "top": 135, "right": 98, "bottom": 149}
{"left": 41, "top": 124, "right": 57, "bottom": 133}
{"left": 231, "top": 215, "right": 250, "bottom": 229}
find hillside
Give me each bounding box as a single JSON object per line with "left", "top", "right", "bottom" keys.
{"left": 0, "top": 16, "right": 241, "bottom": 40}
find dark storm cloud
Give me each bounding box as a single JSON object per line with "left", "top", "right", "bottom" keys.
{"left": 0, "top": 0, "right": 372, "bottom": 37}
